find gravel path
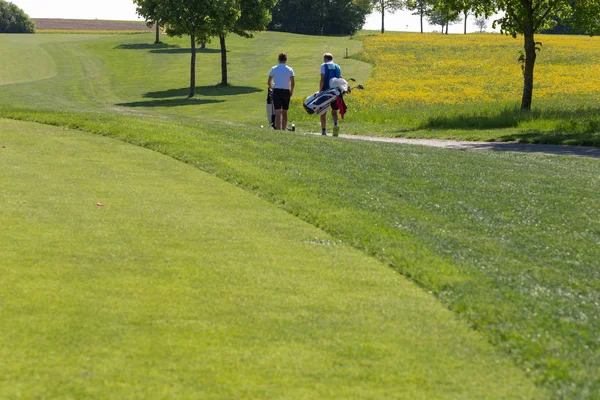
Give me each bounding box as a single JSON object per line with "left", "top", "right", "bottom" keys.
{"left": 309, "top": 132, "right": 600, "bottom": 159}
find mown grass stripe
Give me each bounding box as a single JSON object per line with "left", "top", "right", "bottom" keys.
{"left": 0, "top": 118, "right": 543, "bottom": 399}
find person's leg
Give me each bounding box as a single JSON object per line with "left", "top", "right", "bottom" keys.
{"left": 320, "top": 113, "right": 327, "bottom": 135}
{"left": 275, "top": 109, "right": 282, "bottom": 130}
{"left": 281, "top": 92, "right": 290, "bottom": 130}
{"left": 282, "top": 110, "right": 288, "bottom": 130}
{"left": 332, "top": 109, "right": 339, "bottom": 136}
{"left": 273, "top": 89, "right": 284, "bottom": 130}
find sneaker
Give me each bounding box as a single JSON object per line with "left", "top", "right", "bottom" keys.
{"left": 333, "top": 125, "right": 340, "bottom": 137}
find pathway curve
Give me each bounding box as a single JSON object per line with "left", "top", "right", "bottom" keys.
{"left": 308, "top": 132, "right": 600, "bottom": 159}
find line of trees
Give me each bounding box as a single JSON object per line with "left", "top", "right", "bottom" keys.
{"left": 268, "top": 0, "right": 372, "bottom": 35}
{"left": 134, "top": 0, "right": 276, "bottom": 98}
{"left": 134, "top": 0, "right": 599, "bottom": 111}
{"left": 0, "top": 0, "right": 35, "bottom": 33}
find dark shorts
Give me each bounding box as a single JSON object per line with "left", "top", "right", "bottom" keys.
{"left": 321, "top": 86, "right": 339, "bottom": 111}
{"left": 273, "top": 88, "right": 291, "bottom": 110}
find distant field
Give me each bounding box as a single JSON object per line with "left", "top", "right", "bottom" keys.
{"left": 33, "top": 18, "right": 154, "bottom": 32}
{"left": 351, "top": 33, "right": 600, "bottom": 144}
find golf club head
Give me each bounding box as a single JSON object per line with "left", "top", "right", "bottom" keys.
{"left": 348, "top": 78, "right": 356, "bottom": 82}
{"left": 356, "top": 84, "right": 364, "bottom": 89}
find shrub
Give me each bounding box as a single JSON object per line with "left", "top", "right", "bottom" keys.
{"left": 0, "top": 0, "right": 35, "bottom": 33}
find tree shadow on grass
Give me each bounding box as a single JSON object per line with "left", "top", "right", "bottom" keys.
{"left": 422, "top": 106, "right": 600, "bottom": 131}
{"left": 114, "top": 43, "right": 180, "bottom": 50}
{"left": 496, "top": 130, "right": 600, "bottom": 147}
{"left": 116, "top": 98, "right": 225, "bottom": 108}
{"left": 149, "top": 47, "right": 222, "bottom": 54}
{"left": 420, "top": 106, "right": 600, "bottom": 146}
{"left": 143, "top": 85, "right": 263, "bottom": 99}
{"left": 114, "top": 43, "right": 222, "bottom": 54}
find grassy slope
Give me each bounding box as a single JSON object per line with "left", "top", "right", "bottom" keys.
{"left": 1, "top": 32, "right": 599, "bottom": 397}
{"left": 0, "top": 35, "right": 57, "bottom": 85}
{"left": 0, "top": 118, "right": 542, "bottom": 399}
{"left": 0, "top": 32, "right": 370, "bottom": 126}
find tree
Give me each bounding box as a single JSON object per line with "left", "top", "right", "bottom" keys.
{"left": 372, "top": 0, "right": 404, "bottom": 34}
{"left": 156, "top": 0, "right": 212, "bottom": 98}
{"left": 474, "top": 15, "right": 488, "bottom": 32}
{"left": 473, "top": 0, "right": 600, "bottom": 110}
{"left": 452, "top": 0, "right": 475, "bottom": 34}
{"left": 427, "top": 1, "right": 460, "bottom": 34}
{"left": 268, "top": 0, "right": 371, "bottom": 35}
{"left": 0, "top": 0, "right": 35, "bottom": 33}
{"left": 205, "top": 0, "right": 276, "bottom": 86}
{"left": 155, "top": 0, "right": 275, "bottom": 92}
{"left": 406, "top": 0, "right": 432, "bottom": 33}
{"left": 133, "top": 0, "right": 162, "bottom": 44}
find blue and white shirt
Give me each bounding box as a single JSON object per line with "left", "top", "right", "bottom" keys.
{"left": 320, "top": 61, "right": 341, "bottom": 90}
{"left": 269, "top": 63, "right": 295, "bottom": 90}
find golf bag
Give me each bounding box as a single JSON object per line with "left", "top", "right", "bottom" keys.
{"left": 266, "top": 88, "right": 276, "bottom": 128}
{"left": 265, "top": 88, "right": 296, "bottom": 131}
{"left": 303, "top": 78, "right": 350, "bottom": 117}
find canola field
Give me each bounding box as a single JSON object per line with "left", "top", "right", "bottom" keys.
{"left": 355, "top": 33, "right": 600, "bottom": 106}
{"left": 305, "top": 32, "right": 600, "bottom": 143}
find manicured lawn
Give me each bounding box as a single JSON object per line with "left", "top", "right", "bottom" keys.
{"left": 1, "top": 31, "right": 599, "bottom": 398}
{"left": 0, "top": 119, "right": 542, "bottom": 399}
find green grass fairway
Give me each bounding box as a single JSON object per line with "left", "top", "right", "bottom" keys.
{"left": 0, "top": 119, "right": 543, "bottom": 399}
{"left": 0, "top": 35, "right": 57, "bottom": 85}
{"left": 1, "top": 31, "right": 599, "bottom": 398}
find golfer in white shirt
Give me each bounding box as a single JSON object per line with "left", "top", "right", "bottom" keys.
{"left": 268, "top": 53, "right": 295, "bottom": 130}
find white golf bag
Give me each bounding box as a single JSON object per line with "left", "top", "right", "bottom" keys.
{"left": 303, "top": 78, "right": 350, "bottom": 116}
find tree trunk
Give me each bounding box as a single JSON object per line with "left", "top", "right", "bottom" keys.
{"left": 381, "top": 3, "right": 385, "bottom": 34}
{"left": 189, "top": 34, "right": 196, "bottom": 98}
{"left": 464, "top": 12, "right": 467, "bottom": 34}
{"left": 420, "top": 10, "right": 423, "bottom": 33}
{"left": 219, "top": 34, "right": 228, "bottom": 86}
{"left": 521, "top": 29, "right": 537, "bottom": 110}
{"left": 445, "top": 22, "right": 449, "bottom": 34}
{"left": 155, "top": 23, "right": 160, "bottom": 44}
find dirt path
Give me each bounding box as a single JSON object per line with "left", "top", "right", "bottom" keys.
{"left": 314, "top": 132, "right": 600, "bottom": 159}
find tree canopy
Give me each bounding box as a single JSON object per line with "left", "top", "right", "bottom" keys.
{"left": 268, "top": 0, "right": 371, "bottom": 35}
{"left": 0, "top": 0, "right": 35, "bottom": 33}
{"left": 152, "top": 0, "right": 275, "bottom": 96}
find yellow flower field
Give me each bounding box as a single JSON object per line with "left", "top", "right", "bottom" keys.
{"left": 355, "top": 33, "right": 600, "bottom": 107}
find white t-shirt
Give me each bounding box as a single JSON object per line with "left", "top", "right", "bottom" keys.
{"left": 269, "top": 63, "right": 295, "bottom": 90}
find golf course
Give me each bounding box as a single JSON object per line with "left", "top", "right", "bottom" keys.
{"left": 1, "top": 28, "right": 599, "bottom": 399}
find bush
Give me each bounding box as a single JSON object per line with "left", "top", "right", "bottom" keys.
{"left": 0, "top": 0, "right": 35, "bottom": 33}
